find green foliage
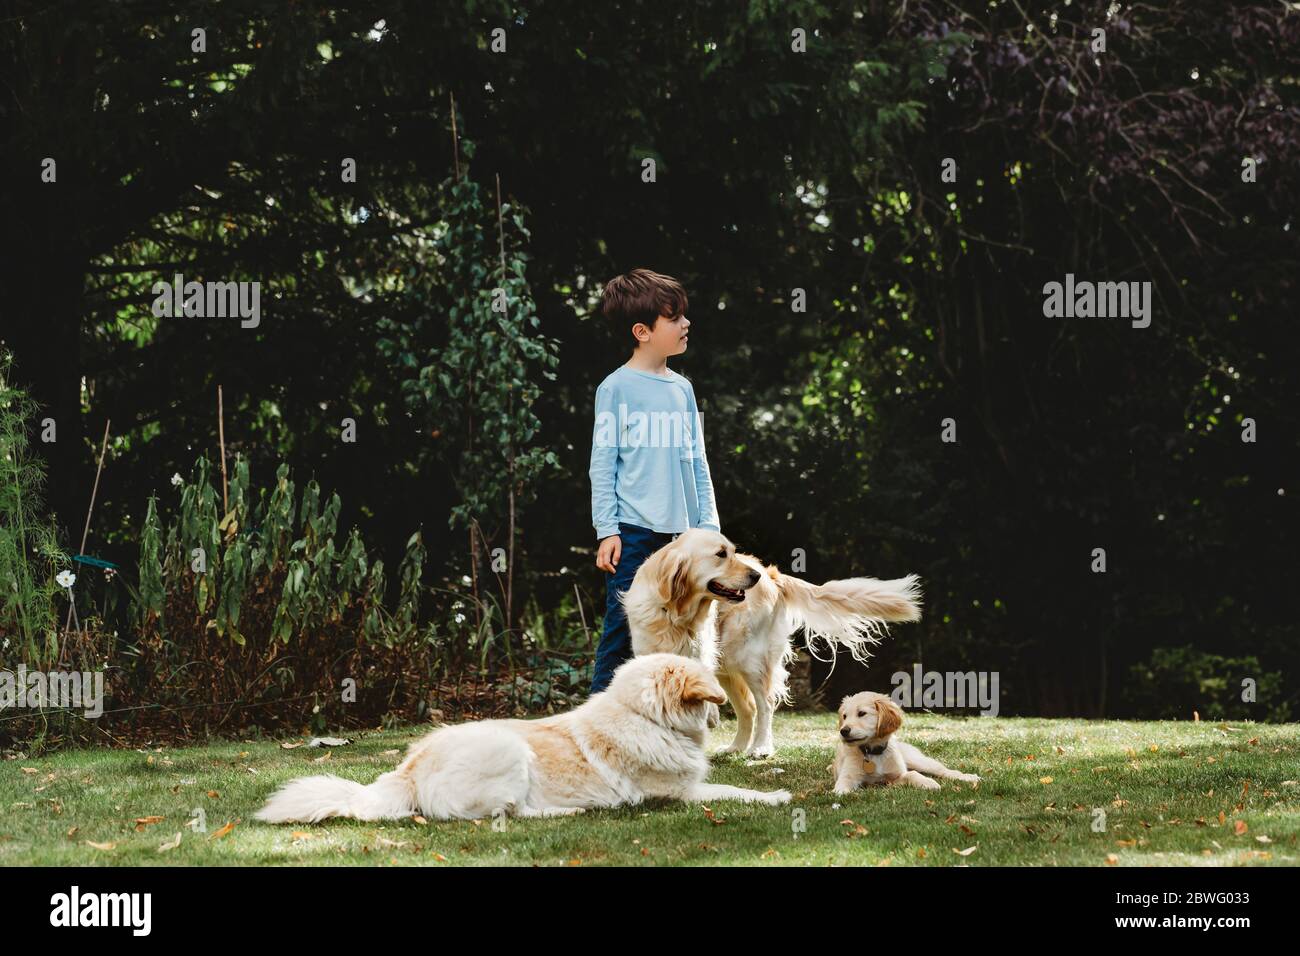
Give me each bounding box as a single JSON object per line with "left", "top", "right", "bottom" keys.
{"left": 136, "top": 455, "right": 425, "bottom": 650}
{"left": 0, "top": 352, "right": 66, "bottom": 667}
{"left": 380, "top": 156, "right": 561, "bottom": 535}
{"left": 1124, "top": 647, "right": 1290, "bottom": 723}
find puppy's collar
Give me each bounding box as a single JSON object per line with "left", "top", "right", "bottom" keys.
{"left": 859, "top": 741, "right": 889, "bottom": 757}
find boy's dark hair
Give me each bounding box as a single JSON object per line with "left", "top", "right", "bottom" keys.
{"left": 599, "top": 268, "right": 689, "bottom": 343}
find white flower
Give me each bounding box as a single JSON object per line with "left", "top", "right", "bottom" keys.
{"left": 170, "top": 472, "right": 183, "bottom": 487}
{"left": 56, "top": 570, "right": 76, "bottom": 588}
{"left": 2, "top": 638, "right": 9, "bottom": 650}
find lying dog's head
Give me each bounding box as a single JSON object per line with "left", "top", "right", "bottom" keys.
{"left": 608, "top": 653, "right": 727, "bottom": 731}
{"left": 837, "top": 691, "right": 904, "bottom": 744}
{"left": 641, "top": 529, "right": 762, "bottom": 616}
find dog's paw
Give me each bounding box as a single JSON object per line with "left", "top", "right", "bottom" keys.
{"left": 957, "top": 772, "right": 981, "bottom": 784}
{"left": 764, "top": 789, "right": 792, "bottom": 805}
{"left": 704, "top": 702, "right": 721, "bottom": 728}
{"left": 916, "top": 776, "right": 942, "bottom": 790}
{"left": 832, "top": 784, "right": 856, "bottom": 796}
{"left": 746, "top": 743, "right": 776, "bottom": 760}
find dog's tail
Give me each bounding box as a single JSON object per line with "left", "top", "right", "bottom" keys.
{"left": 255, "top": 768, "right": 416, "bottom": 824}
{"left": 773, "top": 570, "right": 922, "bottom": 663}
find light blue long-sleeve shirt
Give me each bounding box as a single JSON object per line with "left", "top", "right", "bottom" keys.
{"left": 589, "top": 365, "right": 720, "bottom": 541}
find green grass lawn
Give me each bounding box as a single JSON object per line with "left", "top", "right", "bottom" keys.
{"left": 2, "top": 713, "right": 1297, "bottom": 866}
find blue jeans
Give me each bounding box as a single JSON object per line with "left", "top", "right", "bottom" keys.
{"left": 591, "top": 522, "right": 678, "bottom": 695}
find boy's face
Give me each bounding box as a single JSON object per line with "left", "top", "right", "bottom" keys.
{"left": 634, "top": 312, "right": 691, "bottom": 356}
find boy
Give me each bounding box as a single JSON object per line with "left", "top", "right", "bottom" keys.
{"left": 588, "top": 268, "right": 720, "bottom": 694}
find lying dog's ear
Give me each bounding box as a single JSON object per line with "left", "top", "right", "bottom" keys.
{"left": 874, "top": 697, "right": 904, "bottom": 737}
{"left": 681, "top": 670, "right": 727, "bottom": 706}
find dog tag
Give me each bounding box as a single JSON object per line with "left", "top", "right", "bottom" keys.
{"left": 862, "top": 759, "right": 876, "bottom": 774}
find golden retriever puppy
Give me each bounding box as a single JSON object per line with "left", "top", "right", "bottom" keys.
{"left": 255, "top": 654, "right": 790, "bottom": 823}
{"left": 622, "top": 529, "right": 922, "bottom": 758}
{"left": 832, "top": 691, "right": 980, "bottom": 793}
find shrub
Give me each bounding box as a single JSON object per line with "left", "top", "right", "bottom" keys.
{"left": 1123, "top": 646, "right": 1290, "bottom": 722}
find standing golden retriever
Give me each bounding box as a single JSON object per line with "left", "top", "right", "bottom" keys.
{"left": 622, "top": 529, "right": 922, "bottom": 758}
{"left": 255, "top": 654, "right": 790, "bottom": 823}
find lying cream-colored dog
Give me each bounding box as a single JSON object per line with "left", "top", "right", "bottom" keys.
{"left": 832, "top": 691, "right": 980, "bottom": 793}
{"left": 256, "top": 654, "right": 791, "bottom": 823}
{"left": 624, "top": 528, "right": 922, "bottom": 758}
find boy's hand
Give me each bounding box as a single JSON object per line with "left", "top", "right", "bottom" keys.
{"left": 596, "top": 535, "right": 622, "bottom": 574}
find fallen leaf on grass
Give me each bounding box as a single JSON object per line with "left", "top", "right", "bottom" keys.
{"left": 207, "top": 790, "right": 220, "bottom": 799}
{"left": 21, "top": 767, "right": 38, "bottom": 775}
{"left": 312, "top": 752, "right": 332, "bottom": 764}
{"left": 1233, "top": 820, "right": 1248, "bottom": 835}
{"left": 209, "top": 820, "right": 237, "bottom": 840}
{"left": 134, "top": 816, "right": 165, "bottom": 832}
{"left": 280, "top": 742, "right": 304, "bottom": 750}
{"left": 1039, "top": 776, "right": 1054, "bottom": 785}
{"left": 157, "top": 833, "right": 182, "bottom": 852}
{"left": 412, "top": 815, "right": 428, "bottom": 825}
{"left": 701, "top": 805, "right": 727, "bottom": 826}
{"left": 308, "top": 737, "right": 351, "bottom": 748}
{"left": 1105, "top": 853, "right": 1119, "bottom": 865}
{"left": 953, "top": 846, "right": 977, "bottom": 857}
{"left": 86, "top": 841, "right": 116, "bottom": 851}
{"left": 1256, "top": 835, "right": 1272, "bottom": 844}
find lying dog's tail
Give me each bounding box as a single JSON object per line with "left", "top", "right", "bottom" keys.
{"left": 773, "top": 570, "right": 922, "bottom": 662}
{"left": 255, "top": 768, "right": 416, "bottom": 824}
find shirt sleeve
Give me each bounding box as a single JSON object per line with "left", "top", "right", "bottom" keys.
{"left": 590, "top": 381, "right": 621, "bottom": 540}
{"left": 686, "top": 382, "right": 721, "bottom": 532}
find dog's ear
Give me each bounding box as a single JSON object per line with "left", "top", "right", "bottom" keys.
{"left": 663, "top": 551, "right": 694, "bottom": 615}
{"left": 874, "top": 697, "right": 904, "bottom": 737}
{"left": 681, "top": 670, "right": 726, "bottom": 706}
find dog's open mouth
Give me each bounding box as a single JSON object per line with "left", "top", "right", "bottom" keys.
{"left": 707, "top": 580, "right": 747, "bottom": 602}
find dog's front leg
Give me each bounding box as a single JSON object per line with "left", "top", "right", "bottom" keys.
{"left": 685, "top": 782, "right": 791, "bottom": 805}
{"left": 832, "top": 752, "right": 862, "bottom": 795}
{"left": 716, "top": 672, "right": 753, "bottom": 753}
{"left": 739, "top": 670, "right": 776, "bottom": 757}
{"left": 892, "top": 770, "right": 941, "bottom": 790}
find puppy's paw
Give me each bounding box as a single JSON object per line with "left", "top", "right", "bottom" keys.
{"left": 764, "top": 789, "right": 792, "bottom": 805}
{"left": 957, "top": 772, "right": 981, "bottom": 784}
{"left": 916, "top": 776, "right": 942, "bottom": 790}
{"left": 832, "top": 784, "right": 856, "bottom": 796}
{"left": 746, "top": 742, "right": 776, "bottom": 759}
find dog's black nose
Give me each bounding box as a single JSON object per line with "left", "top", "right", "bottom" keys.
{"left": 840, "top": 727, "right": 852, "bottom": 738}
{"left": 748, "top": 570, "right": 761, "bottom": 585}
